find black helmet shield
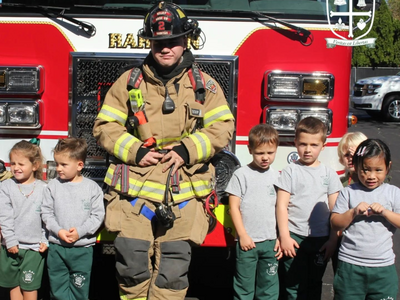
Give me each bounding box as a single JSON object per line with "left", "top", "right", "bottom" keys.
{"left": 138, "top": 1, "right": 195, "bottom": 40}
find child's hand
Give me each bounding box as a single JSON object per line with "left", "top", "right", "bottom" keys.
{"left": 7, "top": 245, "right": 19, "bottom": 254}
{"left": 348, "top": 147, "right": 356, "bottom": 157}
{"left": 67, "top": 227, "right": 79, "bottom": 243}
{"left": 368, "top": 202, "right": 385, "bottom": 216}
{"left": 319, "top": 239, "right": 336, "bottom": 261}
{"left": 239, "top": 234, "right": 256, "bottom": 251}
{"left": 274, "top": 239, "right": 283, "bottom": 260}
{"left": 58, "top": 229, "right": 72, "bottom": 243}
{"left": 353, "top": 202, "right": 370, "bottom": 217}
{"left": 39, "top": 243, "right": 48, "bottom": 253}
{"left": 279, "top": 236, "right": 299, "bottom": 258}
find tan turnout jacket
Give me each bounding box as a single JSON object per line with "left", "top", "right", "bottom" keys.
{"left": 93, "top": 57, "right": 234, "bottom": 203}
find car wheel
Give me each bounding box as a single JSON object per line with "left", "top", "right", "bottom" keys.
{"left": 382, "top": 95, "right": 400, "bottom": 121}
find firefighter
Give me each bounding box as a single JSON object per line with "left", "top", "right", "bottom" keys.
{"left": 93, "top": 2, "right": 234, "bottom": 299}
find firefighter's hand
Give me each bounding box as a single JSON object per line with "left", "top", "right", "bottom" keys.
{"left": 39, "top": 243, "right": 48, "bottom": 253}
{"left": 8, "top": 245, "right": 19, "bottom": 254}
{"left": 160, "top": 146, "right": 184, "bottom": 174}
{"left": 138, "top": 149, "right": 165, "bottom": 167}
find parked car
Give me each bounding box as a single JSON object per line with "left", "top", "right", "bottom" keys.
{"left": 351, "top": 72, "right": 400, "bottom": 121}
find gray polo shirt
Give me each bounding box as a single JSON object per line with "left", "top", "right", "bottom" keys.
{"left": 225, "top": 165, "right": 279, "bottom": 242}
{"left": 333, "top": 182, "right": 400, "bottom": 267}
{"left": 275, "top": 161, "right": 342, "bottom": 237}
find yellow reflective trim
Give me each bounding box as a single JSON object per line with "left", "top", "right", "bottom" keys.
{"left": 214, "top": 204, "right": 236, "bottom": 238}
{"left": 189, "top": 132, "right": 212, "bottom": 162}
{"left": 140, "top": 181, "right": 166, "bottom": 201}
{"left": 114, "top": 133, "right": 138, "bottom": 162}
{"left": 119, "top": 290, "right": 147, "bottom": 300}
{"left": 98, "top": 104, "right": 127, "bottom": 125}
{"left": 156, "top": 132, "right": 189, "bottom": 148}
{"left": 203, "top": 105, "right": 234, "bottom": 128}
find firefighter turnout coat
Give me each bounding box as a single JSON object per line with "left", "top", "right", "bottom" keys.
{"left": 93, "top": 56, "right": 235, "bottom": 206}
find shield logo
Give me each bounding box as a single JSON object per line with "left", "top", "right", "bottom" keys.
{"left": 325, "top": 0, "right": 376, "bottom": 47}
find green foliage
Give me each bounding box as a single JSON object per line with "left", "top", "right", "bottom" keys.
{"left": 388, "top": 0, "right": 400, "bottom": 20}
{"left": 352, "top": 0, "right": 400, "bottom": 67}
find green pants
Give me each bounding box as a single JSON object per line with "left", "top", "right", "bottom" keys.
{"left": 47, "top": 243, "right": 93, "bottom": 300}
{"left": 0, "top": 246, "right": 45, "bottom": 291}
{"left": 280, "top": 232, "right": 328, "bottom": 300}
{"left": 233, "top": 239, "right": 279, "bottom": 300}
{"left": 334, "top": 260, "right": 398, "bottom": 300}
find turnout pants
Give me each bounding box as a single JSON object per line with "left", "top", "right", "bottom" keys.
{"left": 104, "top": 190, "right": 209, "bottom": 300}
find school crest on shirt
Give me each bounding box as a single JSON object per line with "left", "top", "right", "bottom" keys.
{"left": 73, "top": 274, "right": 86, "bottom": 288}
{"left": 82, "top": 199, "right": 91, "bottom": 211}
{"left": 321, "top": 176, "right": 329, "bottom": 186}
{"left": 379, "top": 297, "right": 394, "bottom": 300}
{"left": 22, "top": 270, "right": 35, "bottom": 283}
{"left": 266, "top": 262, "right": 278, "bottom": 276}
{"left": 269, "top": 185, "right": 276, "bottom": 196}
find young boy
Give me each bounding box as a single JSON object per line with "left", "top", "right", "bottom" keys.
{"left": 276, "top": 117, "right": 342, "bottom": 300}
{"left": 226, "top": 124, "right": 282, "bottom": 300}
{"left": 41, "top": 137, "right": 105, "bottom": 300}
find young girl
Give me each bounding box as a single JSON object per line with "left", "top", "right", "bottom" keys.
{"left": 337, "top": 131, "right": 367, "bottom": 186}
{"left": 0, "top": 140, "right": 48, "bottom": 300}
{"left": 331, "top": 139, "right": 400, "bottom": 300}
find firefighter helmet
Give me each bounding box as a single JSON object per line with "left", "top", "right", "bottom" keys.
{"left": 138, "top": 1, "right": 199, "bottom": 40}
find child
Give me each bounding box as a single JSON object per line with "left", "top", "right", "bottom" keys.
{"left": 276, "top": 117, "right": 342, "bottom": 300}
{"left": 337, "top": 132, "right": 367, "bottom": 186}
{"left": 41, "top": 137, "right": 105, "bottom": 300}
{"left": 226, "top": 124, "right": 282, "bottom": 300}
{"left": 331, "top": 139, "right": 400, "bottom": 300}
{"left": 0, "top": 140, "right": 48, "bottom": 300}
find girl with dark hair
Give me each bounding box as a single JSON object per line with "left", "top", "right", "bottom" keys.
{"left": 331, "top": 139, "right": 400, "bottom": 300}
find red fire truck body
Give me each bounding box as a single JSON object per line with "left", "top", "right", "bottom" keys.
{"left": 0, "top": 1, "right": 353, "bottom": 248}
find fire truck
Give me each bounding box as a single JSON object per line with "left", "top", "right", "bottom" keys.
{"left": 0, "top": 0, "right": 354, "bottom": 298}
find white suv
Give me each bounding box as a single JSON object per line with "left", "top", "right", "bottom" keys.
{"left": 351, "top": 72, "right": 400, "bottom": 121}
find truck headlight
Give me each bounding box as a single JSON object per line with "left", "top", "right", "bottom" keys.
{"left": 265, "top": 71, "right": 334, "bottom": 102}
{"left": 367, "top": 84, "right": 381, "bottom": 94}
{"left": 0, "top": 101, "right": 41, "bottom": 128}
{"left": 0, "top": 66, "right": 43, "bottom": 94}
{"left": 8, "top": 105, "right": 36, "bottom": 124}
{"left": 265, "top": 107, "right": 332, "bottom": 136}
{"left": 0, "top": 104, "right": 6, "bottom": 124}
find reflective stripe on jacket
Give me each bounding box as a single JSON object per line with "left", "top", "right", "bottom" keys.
{"left": 93, "top": 56, "right": 234, "bottom": 203}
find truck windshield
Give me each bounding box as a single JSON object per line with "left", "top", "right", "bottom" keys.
{"left": 2, "top": 0, "right": 349, "bottom": 21}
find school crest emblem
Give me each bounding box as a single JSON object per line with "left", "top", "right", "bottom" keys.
{"left": 73, "top": 274, "right": 86, "bottom": 288}
{"left": 22, "top": 270, "right": 35, "bottom": 283}
{"left": 266, "top": 263, "right": 278, "bottom": 276}
{"left": 326, "top": 0, "right": 376, "bottom": 47}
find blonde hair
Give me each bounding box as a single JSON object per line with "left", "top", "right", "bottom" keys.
{"left": 9, "top": 140, "right": 44, "bottom": 179}
{"left": 337, "top": 132, "right": 368, "bottom": 160}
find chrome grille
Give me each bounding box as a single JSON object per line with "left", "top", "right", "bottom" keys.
{"left": 353, "top": 84, "right": 366, "bottom": 96}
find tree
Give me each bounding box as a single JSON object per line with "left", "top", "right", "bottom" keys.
{"left": 352, "top": 0, "right": 400, "bottom": 67}
{"left": 388, "top": 0, "right": 400, "bottom": 21}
